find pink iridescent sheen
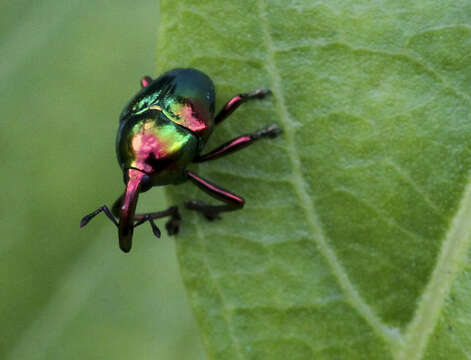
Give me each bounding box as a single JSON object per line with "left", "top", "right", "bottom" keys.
{"left": 174, "top": 103, "right": 207, "bottom": 133}
{"left": 140, "top": 76, "right": 152, "bottom": 88}
{"left": 226, "top": 95, "right": 242, "bottom": 109}
{"left": 119, "top": 168, "right": 145, "bottom": 252}
{"left": 214, "top": 95, "right": 243, "bottom": 124}
{"left": 130, "top": 121, "right": 171, "bottom": 173}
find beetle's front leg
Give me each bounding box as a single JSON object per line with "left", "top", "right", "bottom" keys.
{"left": 184, "top": 170, "right": 244, "bottom": 220}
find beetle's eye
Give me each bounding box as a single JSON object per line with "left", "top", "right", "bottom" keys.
{"left": 140, "top": 174, "right": 152, "bottom": 192}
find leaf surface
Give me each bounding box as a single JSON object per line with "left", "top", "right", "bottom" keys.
{"left": 158, "top": 1, "right": 471, "bottom": 359}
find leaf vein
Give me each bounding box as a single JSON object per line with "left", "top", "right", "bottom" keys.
{"left": 385, "top": 159, "right": 445, "bottom": 219}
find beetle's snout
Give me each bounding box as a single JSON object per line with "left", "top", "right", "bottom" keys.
{"left": 119, "top": 226, "right": 133, "bottom": 253}
{"left": 118, "top": 168, "right": 145, "bottom": 253}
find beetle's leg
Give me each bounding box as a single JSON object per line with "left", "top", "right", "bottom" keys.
{"left": 140, "top": 76, "right": 152, "bottom": 88}
{"left": 80, "top": 205, "right": 118, "bottom": 228}
{"left": 184, "top": 170, "right": 244, "bottom": 220}
{"left": 133, "top": 215, "right": 161, "bottom": 238}
{"left": 194, "top": 124, "right": 281, "bottom": 163}
{"left": 113, "top": 194, "right": 181, "bottom": 236}
{"left": 133, "top": 206, "right": 181, "bottom": 236}
{"left": 215, "top": 89, "right": 271, "bottom": 124}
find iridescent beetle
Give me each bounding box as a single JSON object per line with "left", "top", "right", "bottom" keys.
{"left": 81, "top": 68, "right": 281, "bottom": 253}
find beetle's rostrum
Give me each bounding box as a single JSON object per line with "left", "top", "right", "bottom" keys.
{"left": 81, "top": 68, "right": 282, "bottom": 253}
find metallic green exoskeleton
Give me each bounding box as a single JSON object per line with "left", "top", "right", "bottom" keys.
{"left": 117, "top": 68, "right": 215, "bottom": 187}
{"left": 81, "top": 68, "right": 281, "bottom": 253}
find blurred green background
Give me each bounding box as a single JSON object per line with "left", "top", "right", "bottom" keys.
{"left": 0, "top": 1, "right": 205, "bottom": 359}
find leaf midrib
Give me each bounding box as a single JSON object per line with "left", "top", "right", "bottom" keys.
{"left": 255, "top": 1, "right": 471, "bottom": 358}
{"left": 256, "top": 0, "right": 402, "bottom": 350}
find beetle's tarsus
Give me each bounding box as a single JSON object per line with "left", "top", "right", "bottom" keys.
{"left": 254, "top": 124, "right": 282, "bottom": 139}
{"left": 247, "top": 88, "right": 271, "bottom": 99}
{"left": 134, "top": 214, "right": 161, "bottom": 238}
{"left": 80, "top": 215, "right": 92, "bottom": 227}
{"left": 147, "top": 217, "right": 161, "bottom": 238}
{"left": 185, "top": 200, "right": 222, "bottom": 221}
{"left": 80, "top": 205, "right": 118, "bottom": 228}
{"left": 131, "top": 205, "right": 181, "bottom": 237}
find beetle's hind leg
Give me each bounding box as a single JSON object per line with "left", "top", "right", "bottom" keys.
{"left": 215, "top": 88, "right": 271, "bottom": 125}
{"left": 112, "top": 195, "right": 181, "bottom": 236}
{"left": 184, "top": 170, "right": 244, "bottom": 220}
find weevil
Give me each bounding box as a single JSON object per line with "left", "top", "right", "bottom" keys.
{"left": 81, "top": 68, "right": 281, "bottom": 252}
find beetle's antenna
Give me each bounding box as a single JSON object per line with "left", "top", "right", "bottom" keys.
{"left": 118, "top": 169, "right": 145, "bottom": 253}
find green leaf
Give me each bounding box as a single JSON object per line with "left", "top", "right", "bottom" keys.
{"left": 157, "top": 1, "right": 471, "bottom": 359}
